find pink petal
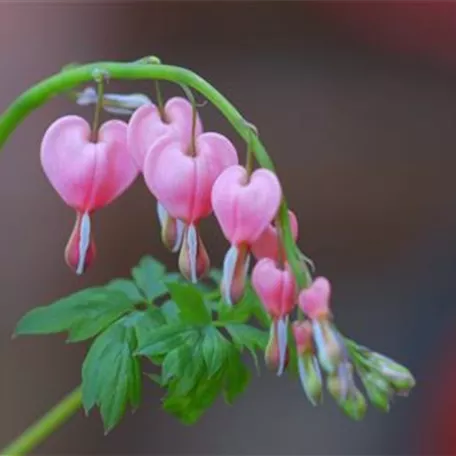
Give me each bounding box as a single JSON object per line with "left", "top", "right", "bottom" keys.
{"left": 212, "top": 165, "right": 282, "bottom": 245}
{"left": 251, "top": 210, "right": 299, "bottom": 260}
{"left": 292, "top": 320, "right": 314, "bottom": 353}
{"left": 251, "top": 258, "right": 297, "bottom": 318}
{"left": 127, "top": 97, "right": 203, "bottom": 170}
{"left": 298, "top": 276, "right": 332, "bottom": 319}
{"left": 40, "top": 116, "right": 138, "bottom": 211}
{"left": 143, "top": 132, "right": 238, "bottom": 223}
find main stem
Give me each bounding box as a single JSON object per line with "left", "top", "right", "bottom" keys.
{"left": 2, "top": 386, "right": 82, "bottom": 455}
{"left": 0, "top": 61, "right": 310, "bottom": 289}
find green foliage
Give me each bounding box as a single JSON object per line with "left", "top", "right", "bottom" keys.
{"left": 14, "top": 255, "right": 269, "bottom": 432}
{"left": 15, "top": 288, "right": 134, "bottom": 342}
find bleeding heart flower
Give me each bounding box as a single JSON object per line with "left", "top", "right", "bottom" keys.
{"left": 298, "top": 277, "right": 343, "bottom": 374}
{"left": 127, "top": 96, "right": 203, "bottom": 170}
{"left": 211, "top": 165, "right": 282, "bottom": 305}
{"left": 252, "top": 258, "right": 297, "bottom": 375}
{"left": 298, "top": 276, "right": 331, "bottom": 320}
{"left": 40, "top": 115, "right": 138, "bottom": 274}
{"left": 143, "top": 131, "right": 238, "bottom": 283}
{"left": 251, "top": 210, "right": 298, "bottom": 261}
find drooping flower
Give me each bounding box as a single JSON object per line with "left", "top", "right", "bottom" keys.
{"left": 252, "top": 258, "right": 296, "bottom": 375}
{"left": 127, "top": 96, "right": 203, "bottom": 171}
{"left": 143, "top": 133, "right": 238, "bottom": 282}
{"left": 298, "top": 277, "right": 343, "bottom": 374}
{"left": 40, "top": 115, "right": 138, "bottom": 274}
{"left": 212, "top": 165, "right": 282, "bottom": 305}
{"left": 251, "top": 210, "right": 298, "bottom": 261}
{"left": 292, "top": 320, "right": 323, "bottom": 405}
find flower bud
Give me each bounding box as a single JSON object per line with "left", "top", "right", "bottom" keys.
{"left": 297, "top": 353, "right": 323, "bottom": 406}
{"left": 369, "top": 353, "right": 416, "bottom": 395}
{"left": 340, "top": 388, "right": 368, "bottom": 421}
{"left": 360, "top": 371, "right": 391, "bottom": 412}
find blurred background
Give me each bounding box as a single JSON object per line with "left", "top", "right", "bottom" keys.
{"left": 1, "top": 1, "right": 456, "bottom": 454}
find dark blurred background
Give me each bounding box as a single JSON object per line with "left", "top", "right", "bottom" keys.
{"left": 1, "top": 1, "right": 456, "bottom": 454}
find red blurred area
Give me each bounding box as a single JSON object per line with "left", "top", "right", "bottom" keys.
{"left": 311, "top": 2, "right": 456, "bottom": 69}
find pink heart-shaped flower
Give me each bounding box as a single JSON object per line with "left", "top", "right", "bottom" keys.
{"left": 251, "top": 210, "right": 298, "bottom": 260}
{"left": 143, "top": 132, "right": 238, "bottom": 223}
{"left": 298, "top": 277, "right": 332, "bottom": 319}
{"left": 252, "top": 258, "right": 297, "bottom": 319}
{"left": 127, "top": 97, "right": 203, "bottom": 170}
{"left": 40, "top": 115, "right": 138, "bottom": 212}
{"left": 211, "top": 165, "right": 282, "bottom": 245}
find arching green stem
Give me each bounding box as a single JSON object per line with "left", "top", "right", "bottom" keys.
{"left": 0, "top": 61, "right": 310, "bottom": 289}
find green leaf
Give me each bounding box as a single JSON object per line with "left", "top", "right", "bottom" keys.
{"left": 202, "top": 326, "right": 230, "bottom": 377}
{"left": 15, "top": 288, "right": 133, "bottom": 342}
{"left": 81, "top": 315, "right": 142, "bottom": 432}
{"left": 223, "top": 347, "right": 251, "bottom": 405}
{"left": 160, "top": 300, "right": 180, "bottom": 324}
{"left": 166, "top": 282, "right": 211, "bottom": 325}
{"left": 225, "top": 323, "right": 268, "bottom": 371}
{"left": 133, "top": 308, "right": 167, "bottom": 348}
{"left": 135, "top": 324, "right": 200, "bottom": 357}
{"left": 163, "top": 342, "right": 205, "bottom": 396}
{"left": 163, "top": 368, "right": 225, "bottom": 425}
{"left": 106, "top": 279, "right": 144, "bottom": 304}
{"left": 131, "top": 256, "right": 167, "bottom": 302}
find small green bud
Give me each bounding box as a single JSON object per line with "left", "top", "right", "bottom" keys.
{"left": 369, "top": 353, "right": 416, "bottom": 395}
{"left": 361, "top": 372, "right": 391, "bottom": 412}
{"left": 340, "top": 389, "right": 367, "bottom": 421}
{"left": 298, "top": 354, "right": 323, "bottom": 406}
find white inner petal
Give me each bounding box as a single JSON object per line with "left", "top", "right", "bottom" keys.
{"left": 277, "top": 315, "right": 288, "bottom": 377}
{"left": 187, "top": 224, "right": 198, "bottom": 283}
{"left": 222, "top": 245, "right": 238, "bottom": 306}
{"left": 76, "top": 212, "right": 91, "bottom": 275}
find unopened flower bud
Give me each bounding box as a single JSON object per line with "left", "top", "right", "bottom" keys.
{"left": 297, "top": 353, "right": 323, "bottom": 406}
{"left": 326, "top": 362, "right": 355, "bottom": 402}
{"left": 369, "top": 353, "right": 416, "bottom": 395}
{"left": 360, "top": 371, "right": 391, "bottom": 412}
{"left": 340, "top": 388, "right": 367, "bottom": 421}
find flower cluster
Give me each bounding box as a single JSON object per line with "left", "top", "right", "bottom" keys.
{"left": 39, "top": 82, "right": 415, "bottom": 420}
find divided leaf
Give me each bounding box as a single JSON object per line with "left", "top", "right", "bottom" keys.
{"left": 131, "top": 256, "right": 167, "bottom": 302}
{"left": 82, "top": 313, "right": 143, "bottom": 432}
{"left": 202, "top": 326, "right": 230, "bottom": 377}
{"left": 223, "top": 347, "right": 252, "bottom": 405}
{"left": 106, "top": 279, "right": 144, "bottom": 304}
{"left": 15, "top": 288, "right": 134, "bottom": 342}
{"left": 225, "top": 323, "right": 268, "bottom": 370}
{"left": 166, "top": 282, "right": 211, "bottom": 324}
